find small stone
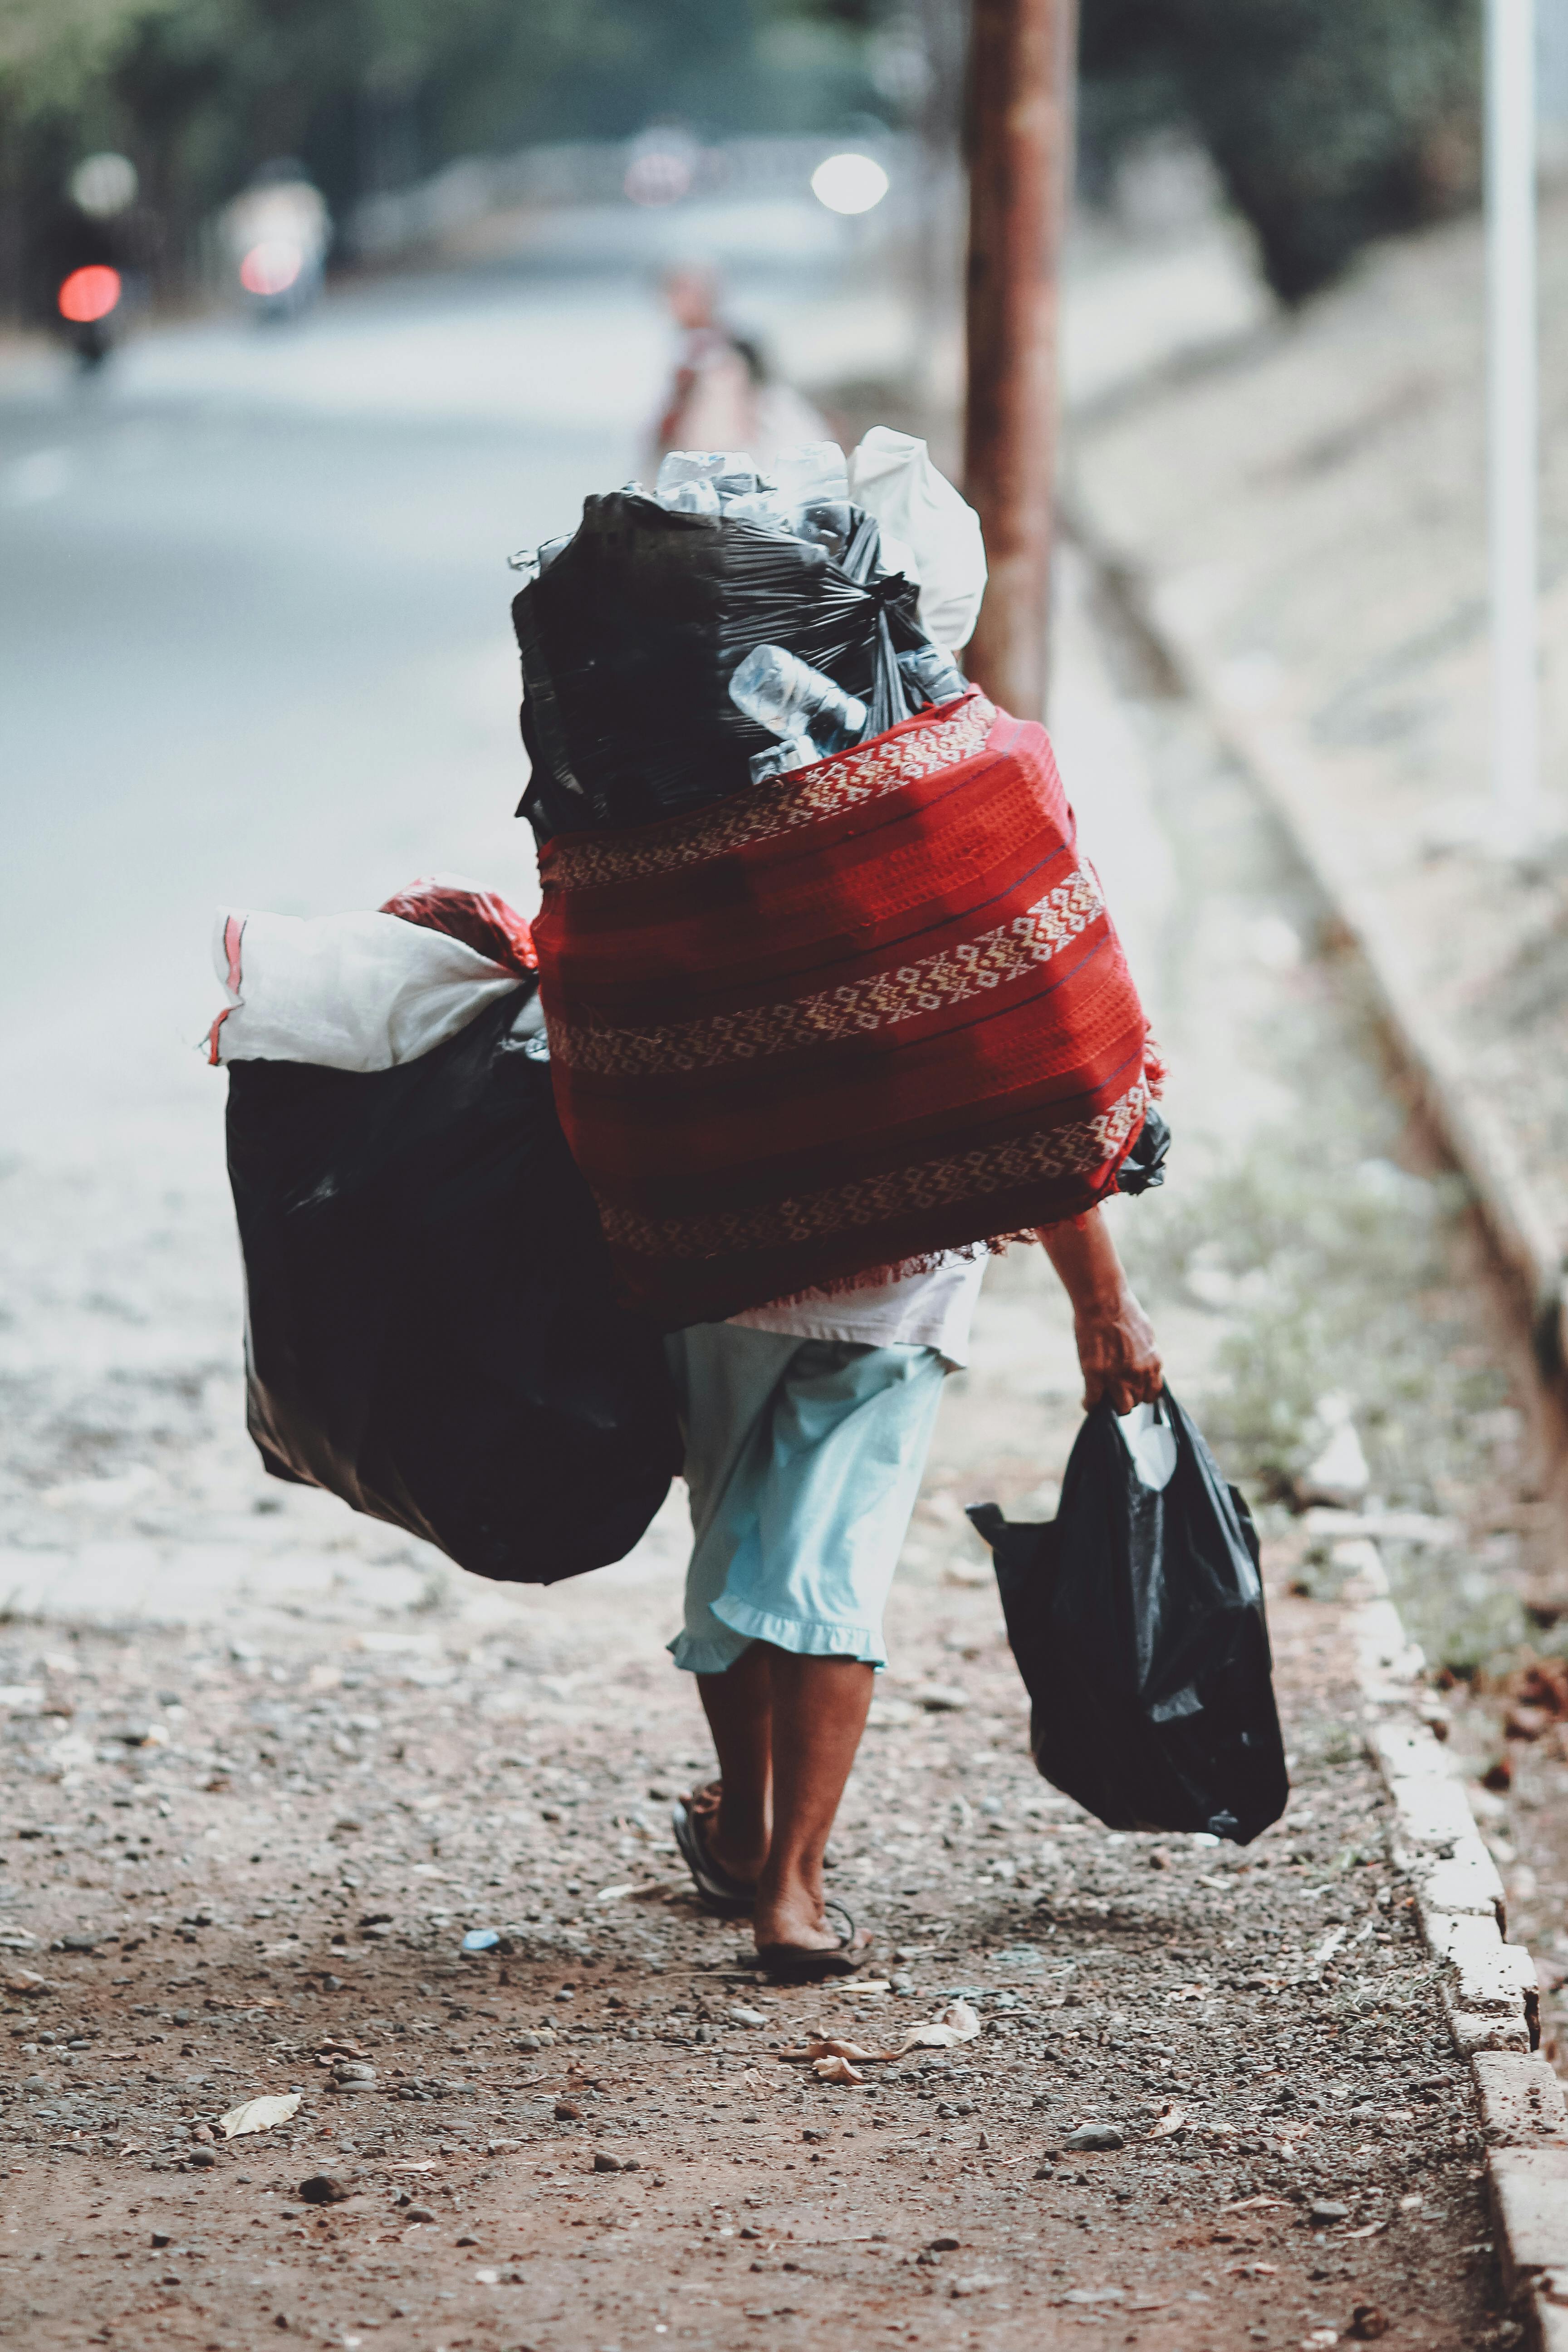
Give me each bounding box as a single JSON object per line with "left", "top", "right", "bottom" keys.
{"left": 913, "top": 1684, "right": 970, "bottom": 1713}
{"left": 150, "top": 2232, "right": 172, "bottom": 2249}
{"left": 1149, "top": 1848, "right": 1172, "bottom": 1870}
{"left": 928, "top": 2237, "right": 961, "bottom": 2253}
{"left": 593, "top": 2151, "right": 624, "bottom": 2172}
{"left": 1309, "top": 2201, "right": 1352, "bottom": 2227}
{"left": 731, "top": 2006, "right": 768, "bottom": 2028}
{"left": 1065, "top": 2124, "right": 1125, "bottom": 2151}
{"left": 188, "top": 2146, "right": 217, "bottom": 2168}
{"left": 554, "top": 2100, "right": 582, "bottom": 2122}
{"left": 802, "top": 2127, "right": 828, "bottom": 2144}
{"left": 299, "top": 2174, "right": 351, "bottom": 2205}
{"left": 405, "top": 2205, "right": 436, "bottom": 2225}
{"left": 1349, "top": 2308, "right": 1390, "bottom": 2340}
{"left": 1034, "top": 2164, "right": 1056, "bottom": 2180}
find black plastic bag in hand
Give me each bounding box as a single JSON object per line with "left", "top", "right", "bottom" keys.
{"left": 967, "top": 1391, "right": 1288, "bottom": 1842}
{"left": 226, "top": 987, "right": 681, "bottom": 1585}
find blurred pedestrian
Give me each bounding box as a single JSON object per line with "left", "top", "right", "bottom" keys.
{"left": 652, "top": 263, "right": 826, "bottom": 471}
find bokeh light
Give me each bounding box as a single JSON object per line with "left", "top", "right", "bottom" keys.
{"left": 809, "top": 152, "right": 889, "bottom": 216}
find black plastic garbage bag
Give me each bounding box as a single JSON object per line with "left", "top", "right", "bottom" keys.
{"left": 514, "top": 490, "right": 929, "bottom": 837}
{"left": 226, "top": 985, "right": 682, "bottom": 1585}
{"left": 967, "top": 1390, "right": 1288, "bottom": 1842}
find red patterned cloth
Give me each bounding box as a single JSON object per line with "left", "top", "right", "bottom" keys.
{"left": 533, "top": 691, "right": 1158, "bottom": 1327}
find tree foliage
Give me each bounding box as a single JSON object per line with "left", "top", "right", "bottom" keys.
{"left": 1080, "top": 0, "right": 1482, "bottom": 299}
{"left": 0, "top": 0, "right": 878, "bottom": 310}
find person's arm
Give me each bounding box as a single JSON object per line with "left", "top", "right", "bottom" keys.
{"left": 1036, "top": 1208, "right": 1162, "bottom": 1414}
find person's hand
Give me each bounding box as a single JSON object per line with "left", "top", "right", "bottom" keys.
{"left": 1036, "top": 1208, "right": 1163, "bottom": 1415}
{"left": 1072, "top": 1284, "right": 1162, "bottom": 1415}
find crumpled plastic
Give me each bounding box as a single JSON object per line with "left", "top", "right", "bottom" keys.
{"left": 968, "top": 1388, "right": 1288, "bottom": 1843}
{"left": 848, "top": 426, "right": 988, "bottom": 652}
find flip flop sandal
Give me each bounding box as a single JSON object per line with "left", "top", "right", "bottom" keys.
{"left": 756, "top": 1900, "right": 872, "bottom": 1983}
{"left": 671, "top": 1795, "right": 756, "bottom": 1918}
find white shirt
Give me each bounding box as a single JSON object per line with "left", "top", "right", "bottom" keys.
{"left": 727, "top": 1253, "right": 987, "bottom": 1369}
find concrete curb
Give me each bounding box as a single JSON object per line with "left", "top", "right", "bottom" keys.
{"left": 1063, "top": 510, "right": 1568, "bottom": 1380}
{"left": 1344, "top": 1537, "right": 1568, "bottom": 2347}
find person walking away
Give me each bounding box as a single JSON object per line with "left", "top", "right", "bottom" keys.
{"left": 668, "top": 1208, "right": 1160, "bottom": 1976}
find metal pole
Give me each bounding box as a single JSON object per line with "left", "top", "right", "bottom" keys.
{"left": 1488, "top": 0, "right": 1539, "bottom": 843}
{"left": 962, "top": 0, "right": 1078, "bottom": 722}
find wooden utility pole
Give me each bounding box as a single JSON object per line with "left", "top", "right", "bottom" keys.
{"left": 962, "top": 0, "right": 1078, "bottom": 721}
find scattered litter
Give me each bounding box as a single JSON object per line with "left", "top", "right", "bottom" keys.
{"left": 1344, "top": 2222, "right": 1388, "bottom": 2241}
{"left": 595, "top": 1884, "right": 638, "bottom": 1903}
{"left": 462, "top": 1928, "right": 501, "bottom": 1953}
{"left": 1222, "top": 2195, "right": 1291, "bottom": 2214}
{"left": 219, "top": 2093, "right": 302, "bottom": 2139}
{"left": 813, "top": 2055, "right": 867, "bottom": 2085}
{"left": 388, "top": 2161, "right": 438, "bottom": 2173}
{"left": 1148, "top": 2106, "right": 1186, "bottom": 2139}
{"left": 1063, "top": 2288, "right": 1127, "bottom": 2305}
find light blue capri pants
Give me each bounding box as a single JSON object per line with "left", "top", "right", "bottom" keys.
{"left": 663, "top": 1323, "right": 949, "bottom": 1676}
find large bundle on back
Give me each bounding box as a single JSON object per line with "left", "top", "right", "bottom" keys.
{"left": 513, "top": 434, "right": 1165, "bottom": 1328}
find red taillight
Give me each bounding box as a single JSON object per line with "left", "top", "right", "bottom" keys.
{"left": 240, "top": 240, "right": 303, "bottom": 298}
{"left": 58, "top": 265, "right": 122, "bottom": 324}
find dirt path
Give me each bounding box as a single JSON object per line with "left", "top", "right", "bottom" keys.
{"left": 0, "top": 1546, "right": 1496, "bottom": 2352}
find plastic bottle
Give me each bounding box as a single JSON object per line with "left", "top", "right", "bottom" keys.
{"left": 506, "top": 533, "right": 573, "bottom": 581}
{"left": 656, "top": 450, "right": 757, "bottom": 509}
{"left": 729, "top": 644, "right": 868, "bottom": 755}
{"left": 771, "top": 441, "right": 852, "bottom": 562}
{"left": 748, "top": 737, "right": 819, "bottom": 784}
{"left": 897, "top": 644, "right": 969, "bottom": 710}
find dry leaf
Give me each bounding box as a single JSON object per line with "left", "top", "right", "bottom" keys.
{"left": 892, "top": 1997, "right": 981, "bottom": 2055}
{"left": 1147, "top": 2106, "right": 1187, "bottom": 2140}
{"left": 812, "top": 2054, "right": 867, "bottom": 2085}
{"left": 1222, "top": 2195, "right": 1291, "bottom": 2213}
{"left": 219, "top": 2092, "right": 302, "bottom": 2139}
{"left": 389, "top": 2161, "right": 439, "bottom": 2173}
{"left": 1344, "top": 2223, "right": 1387, "bottom": 2241}
{"left": 595, "top": 1883, "right": 637, "bottom": 1904}
{"left": 808, "top": 2037, "right": 880, "bottom": 2063}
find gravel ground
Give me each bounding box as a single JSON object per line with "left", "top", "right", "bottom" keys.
{"left": 0, "top": 566, "right": 1540, "bottom": 2347}
{"left": 0, "top": 1547, "right": 1500, "bottom": 2352}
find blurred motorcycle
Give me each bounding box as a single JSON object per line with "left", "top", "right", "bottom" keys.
{"left": 42, "top": 154, "right": 138, "bottom": 373}
{"left": 221, "top": 162, "right": 331, "bottom": 323}
{"left": 56, "top": 261, "right": 124, "bottom": 371}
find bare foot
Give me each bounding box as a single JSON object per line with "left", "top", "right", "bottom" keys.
{"left": 753, "top": 1880, "right": 870, "bottom": 1959}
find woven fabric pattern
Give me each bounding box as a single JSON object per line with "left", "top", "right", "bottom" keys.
{"left": 533, "top": 693, "right": 1156, "bottom": 1325}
